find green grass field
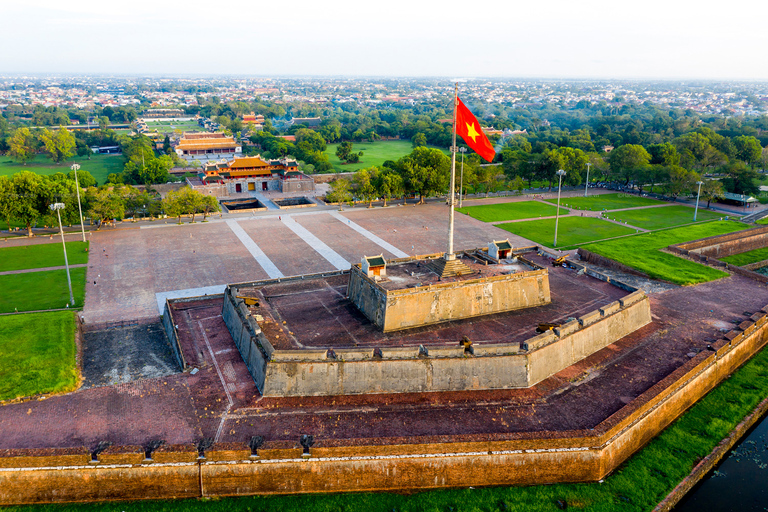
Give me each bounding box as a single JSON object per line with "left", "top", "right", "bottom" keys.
{"left": 498, "top": 216, "right": 637, "bottom": 248}
{"left": 0, "top": 241, "right": 89, "bottom": 272}
{"left": 458, "top": 201, "right": 568, "bottom": 222}
{"left": 583, "top": 221, "right": 747, "bottom": 285}
{"left": 324, "top": 140, "right": 449, "bottom": 172}
{"left": 548, "top": 193, "right": 666, "bottom": 211}
{"left": 0, "top": 311, "right": 78, "bottom": 401}
{"left": 0, "top": 267, "right": 86, "bottom": 313}
{"left": 144, "top": 120, "right": 202, "bottom": 134}
{"left": 607, "top": 205, "right": 724, "bottom": 230}
{"left": 12, "top": 323, "right": 768, "bottom": 511}
{"left": 721, "top": 246, "right": 768, "bottom": 266}
{"left": 0, "top": 153, "right": 124, "bottom": 186}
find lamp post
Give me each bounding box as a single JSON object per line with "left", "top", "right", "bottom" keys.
{"left": 458, "top": 147, "right": 467, "bottom": 208}
{"left": 554, "top": 169, "right": 566, "bottom": 247}
{"left": 693, "top": 181, "right": 704, "bottom": 221}
{"left": 584, "top": 162, "right": 591, "bottom": 198}
{"left": 70, "top": 163, "right": 87, "bottom": 242}
{"left": 50, "top": 203, "right": 75, "bottom": 306}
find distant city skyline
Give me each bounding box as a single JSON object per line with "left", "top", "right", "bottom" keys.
{"left": 3, "top": 0, "right": 768, "bottom": 80}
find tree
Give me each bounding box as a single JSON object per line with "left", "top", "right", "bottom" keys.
{"left": 336, "top": 141, "right": 353, "bottom": 161}
{"left": 200, "top": 195, "right": 221, "bottom": 221}
{"left": 326, "top": 178, "right": 352, "bottom": 204}
{"left": 411, "top": 132, "right": 427, "bottom": 148}
{"left": 8, "top": 127, "right": 37, "bottom": 165}
{"left": 11, "top": 171, "right": 52, "bottom": 236}
{"left": 87, "top": 187, "right": 126, "bottom": 228}
{"left": 648, "top": 142, "right": 680, "bottom": 167}
{"left": 474, "top": 164, "right": 500, "bottom": 196}
{"left": 39, "top": 127, "right": 76, "bottom": 164}
{"left": 607, "top": 144, "right": 651, "bottom": 186}
{"left": 162, "top": 188, "right": 185, "bottom": 224}
{"left": 733, "top": 135, "right": 763, "bottom": 167}
{"left": 667, "top": 166, "right": 697, "bottom": 200}
{"left": 354, "top": 167, "right": 379, "bottom": 207}
{"left": 397, "top": 147, "right": 451, "bottom": 203}
{"left": 375, "top": 169, "right": 404, "bottom": 207}
{"left": 67, "top": 169, "right": 97, "bottom": 188}
{"left": 0, "top": 176, "right": 15, "bottom": 231}
{"left": 700, "top": 179, "right": 724, "bottom": 208}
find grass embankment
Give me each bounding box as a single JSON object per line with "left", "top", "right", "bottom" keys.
{"left": 11, "top": 321, "right": 768, "bottom": 511}
{"left": 721, "top": 247, "right": 768, "bottom": 266}
{"left": 0, "top": 268, "right": 87, "bottom": 313}
{"left": 548, "top": 192, "right": 665, "bottom": 211}
{"left": 457, "top": 201, "right": 568, "bottom": 222}
{"left": 0, "top": 311, "right": 78, "bottom": 401}
{"left": 583, "top": 221, "right": 747, "bottom": 285}
{"left": 324, "top": 141, "right": 449, "bottom": 172}
{"left": 607, "top": 205, "right": 725, "bottom": 230}
{"left": 0, "top": 241, "right": 89, "bottom": 272}
{"left": 0, "top": 154, "right": 124, "bottom": 186}
{"left": 498, "top": 216, "right": 636, "bottom": 248}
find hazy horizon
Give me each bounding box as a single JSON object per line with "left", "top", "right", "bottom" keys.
{"left": 3, "top": 0, "right": 768, "bottom": 81}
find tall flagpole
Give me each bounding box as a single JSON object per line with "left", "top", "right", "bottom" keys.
{"left": 446, "top": 83, "right": 458, "bottom": 262}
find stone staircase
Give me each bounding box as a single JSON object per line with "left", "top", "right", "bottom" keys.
{"left": 428, "top": 256, "right": 474, "bottom": 278}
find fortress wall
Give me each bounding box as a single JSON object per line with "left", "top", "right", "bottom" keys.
{"left": 670, "top": 225, "right": 768, "bottom": 258}
{"left": 347, "top": 264, "right": 551, "bottom": 332}
{"left": 162, "top": 300, "right": 187, "bottom": 370}
{"left": 528, "top": 293, "right": 652, "bottom": 386}
{"left": 260, "top": 292, "right": 651, "bottom": 397}
{"left": 3, "top": 305, "right": 768, "bottom": 506}
{"left": 382, "top": 270, "right": 551, "bottom": 332}
{"left": 221, "top": 287, "right": 268, "bottom": 393}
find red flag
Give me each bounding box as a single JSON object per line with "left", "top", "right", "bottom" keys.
{"left": 456, "top": 98, "right": 496, "bottom": 162}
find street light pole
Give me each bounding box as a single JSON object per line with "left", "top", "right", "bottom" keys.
{"left": 458, "top": 147, "right": 467, "bottom": 208}
{"left": 584, "top": 162, "right": 591, "bottom": 198}
{"left": 70, "top": 163, "right": 87, "bottom": 243}
{"left": 50, "top": 203, "right": 75, "bottom": 306}
{"left": 694, "top": 181, "right": 704, "bottom": 221}
{"left": 554, "top": 169, "right": 566, "bottom": 247}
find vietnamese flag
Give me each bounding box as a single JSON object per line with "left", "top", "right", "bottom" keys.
{"left": 456, "top": 98, "right": 496, "bottom": 162}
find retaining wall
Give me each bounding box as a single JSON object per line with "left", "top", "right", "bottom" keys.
{"left": 670, "top": 225, "right": 768, "bottom": 259}
{"left": 258, "top": 290, "right": 650, "bottom": 396}
{"left": 162, "top": 300, "right": 187, "bottom": 371}
{"left": 2, "top": 305, "right": 767, "bottom": 505}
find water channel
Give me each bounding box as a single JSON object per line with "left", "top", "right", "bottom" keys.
{"left": 675, "top": 412, "right": 768, "bottom": 511}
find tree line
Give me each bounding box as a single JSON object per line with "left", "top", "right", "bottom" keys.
{"left": 0, "top": 171, "right": 219, "bottom": 236}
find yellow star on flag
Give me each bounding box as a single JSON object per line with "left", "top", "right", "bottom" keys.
{"left": 465, "top": 122, "right": 480, "bottom": 142}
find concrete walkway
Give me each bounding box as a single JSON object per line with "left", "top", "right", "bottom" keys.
{"left": 329, "top": 211, "right": 409, "bottom": 258}
{"left": 225, "top": 219, "right": 284, "bottom": 279}
{"left": 249, "top": 191, "right": 279, "bottom": 210}
{"left": 281, "top": 216, "right": 350, "bottom": 270}
{"left": 0, "top": 264, "right": 88, "bottom": 276}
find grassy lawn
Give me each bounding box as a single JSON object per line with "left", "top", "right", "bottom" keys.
{"left": 607, "top": 205, "right": 725, "bottom": 230}
{"left": 323, "top": 140, "right": 449, "bottom": 172}
{"left": 0, "top": 153, "right": 124, "bottom": 186}
{"left": 458, "top": 201, "right": 568, "bottom": 222}
{"left": 13, "top": 325, "right": 768, "bottom": 511}
{"left": 583, "top": 221, "right": 747, "bottom": 285}
{"left": 0, "top": 241, "right": 89, "bottom": 272}
{"left": 498, "top": 216, "right": 637, "bottom": 248}
{"left": 144, "top": 120, "right": 202, "bottom": 134}
{"left": 0, "top": 311, "right": 78, "bottom": 401}
{"left": 0, "top": 267, "right": 86, "bottom": 313}
{"left": 721, "top": 246, "right": 768, "bottom": 266}
{"left": 547, "top": 192, "right": 666, "bottom": 211}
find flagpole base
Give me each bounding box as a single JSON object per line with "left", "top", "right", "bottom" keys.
{"left": 428, "top": 253, "right": 473, "bottom": 278}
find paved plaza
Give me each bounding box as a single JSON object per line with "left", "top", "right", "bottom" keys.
{"left": 82, "top": 203, "right": 532, "bottom": 325}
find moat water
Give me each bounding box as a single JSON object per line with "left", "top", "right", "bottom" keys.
{"left": 675, "top": 413, "right": 768, "bottom": 511}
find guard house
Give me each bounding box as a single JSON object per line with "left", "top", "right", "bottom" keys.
{"left": 362, "top": 255, "right": 387, "bottom": 277}
{"left": 489, "top": 240, "right": 513, "bottom": 261}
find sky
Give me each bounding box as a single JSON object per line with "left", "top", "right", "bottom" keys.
{"left": 2, "top": 0, "right": 767, "bottom": 80}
